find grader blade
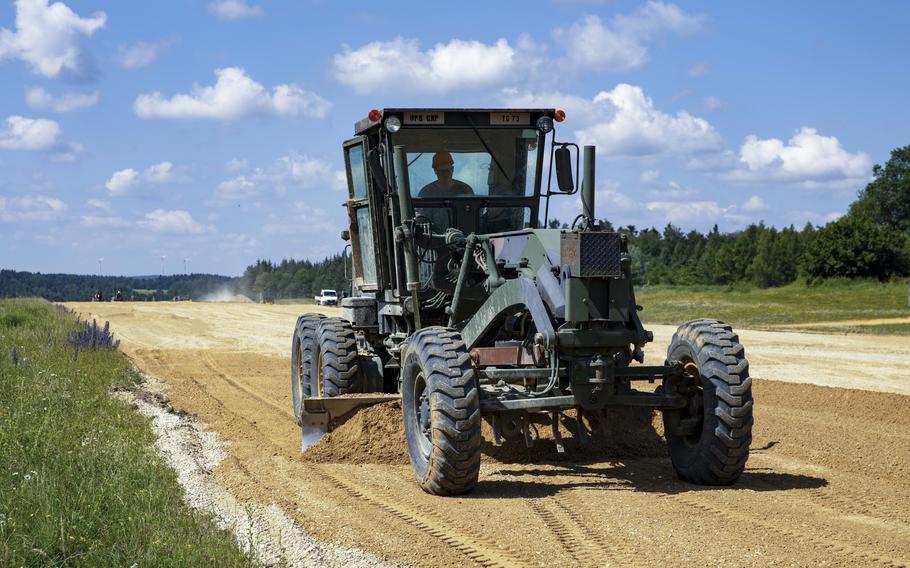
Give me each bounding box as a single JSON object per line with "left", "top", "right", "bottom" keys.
{"left": 301, "top": 394, "right": 401, "bottom": 432}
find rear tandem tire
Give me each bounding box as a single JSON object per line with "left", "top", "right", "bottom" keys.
{"left": 663, "top": 319, "right": 753, "bottom": 485}
{"left": 315, "top": 318, "right": 361, "bottom": 397}
{"left": 401, "top": 327, "right": 481, "bottom": 496}
{"left": 291, "top": 313, "right": 325, "bottom": 425}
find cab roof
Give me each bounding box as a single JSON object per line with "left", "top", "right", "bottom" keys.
{"left": 354, "top": 108, "right": 557, "bottom": 135}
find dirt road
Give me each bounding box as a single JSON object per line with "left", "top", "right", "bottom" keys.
{"left": 69, "top": 302, "right": 910, "bottom": 567}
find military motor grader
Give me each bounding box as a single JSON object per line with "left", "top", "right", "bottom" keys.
{"left": 291, "top": 108, "right": 753, "bottom": 495}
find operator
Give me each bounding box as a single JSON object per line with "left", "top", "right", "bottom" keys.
{"left": 418, "top": 151, "right": 474, "bottom": 197}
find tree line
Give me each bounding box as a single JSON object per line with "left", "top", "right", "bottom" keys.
{"left": 0, "top": 271, "right": 235, "bottom": 301}
{"left": 238, "top": 255, "right": 349, "bottom": 301}
{"left": 552, "top": 143, "right": 910, "bottom": 287}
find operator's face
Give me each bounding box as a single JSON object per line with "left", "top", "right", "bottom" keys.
{"left": 434, "top": 160, "right": 454, "bottom": 183}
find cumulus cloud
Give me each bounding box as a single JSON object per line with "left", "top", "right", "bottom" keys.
{"left": 134, "top": 67, "right": 330, "bottom": 121}
{"left": 723, "top": 127, "right": 871, "bottom": 187}
{"left": 138, "top": 209, "right": 208, "bottom": 234}
{"left": 25, "top": 86, "right": 98, "bottom": 112}
{"left": 208, "top": 0, "right": 262, "bottom": 20}
{"left": 741, "top": 195, "right": 768, "bottom": 212}
{"left": 116, "top": 40, "right": 165, "bottom": 69}
{"left": 503, "top": 85, "right": 720, "bottom": 157}
{"left": 105, "top": 161, "right": 174, "bottom": 195}
{"left": 105, "top": 168, "right": 138, "bottom": 195}
{"left": 212, "top": 153, "right": 345, "bottom": 204}
{"left": 0, "top": 115, "right": 61, "bottom": 150}
{"left": 144, "top": 161, "right": 174, "bottom": 183}
{"left": 578, "top": 85, "right": 721, "bottom": 157}
{"left": 0, "top": 0, "right": 106, "bottom": 79}
{"left": 0, "top": 194, "right": 66, "bottom": 222}
{"left": 553, "top": 2, "right": 703, "bottom": 72}
{"left": 334, "top": 37, "right": 519, "bottom": 95}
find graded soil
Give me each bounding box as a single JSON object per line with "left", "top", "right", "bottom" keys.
{"left": 68, "top": 301, "right": 910, "bottom": 567}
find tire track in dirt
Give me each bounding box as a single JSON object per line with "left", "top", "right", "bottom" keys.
{"left": 528, "top": 497, "right": 640, "bottom": 567}
{"left": 320, "top": 466, "right": 532, "bottom": 568}
{"left": 666, "top": 492, "right": 906, "bottom": 567}
{"left": 201, "top": 352, "right": 294, "bottom": 420}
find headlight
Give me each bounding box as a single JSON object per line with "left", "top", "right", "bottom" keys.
{"left": 536, "top": 116, "right": 553, "bottom": 133}
{"left": 384, "top": 116, "right": 401, "bottom": 132}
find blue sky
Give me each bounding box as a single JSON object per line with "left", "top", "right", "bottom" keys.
{"left": 1, "top": 0, "right": 908, "bottom": 276}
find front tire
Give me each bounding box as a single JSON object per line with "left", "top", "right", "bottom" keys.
{"left": 291, "top": 313, "right": 325, "bottom": 425}
{"left": 401, "top": 327, "right": 481, "bottom": 496}
{"left": 315, "top": 318, "right": 361, "bottom": 397}
{"left": 663, "top": 319, "right": 753, "bottom": 485}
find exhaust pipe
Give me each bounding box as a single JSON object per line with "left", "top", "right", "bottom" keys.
{"left": 581, "top": 145, "right": 595, "bottom": 227}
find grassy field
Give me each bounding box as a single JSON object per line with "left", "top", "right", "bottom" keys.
{"left": 636, "top": 279, "right": 910, "bottom": 330}
{"left": 0, "top": 299, "right": 250, "bottom": 566}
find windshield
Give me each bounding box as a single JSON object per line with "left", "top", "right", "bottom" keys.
{"left": 391, "top": 128, "right": 542, "bottom": 199}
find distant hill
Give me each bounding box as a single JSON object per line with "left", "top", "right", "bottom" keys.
{"left": 0, "top": 270, "right": 237, "bottom": 302}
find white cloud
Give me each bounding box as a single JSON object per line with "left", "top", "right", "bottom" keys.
{"left": 215, "top": 175, "right": 258, "bottom": 201}
{"left": 213, "top": 153, "right": 345, "bottom": 204}
{"left": 80, "top": 215, "right": 128, "bottom": 227}
{"left": 144, "top": 161, "right": 174, "bottom": 183}
{"left": 208, "top": 0, "right": 262, "bottom": 20}
{"left": 116, "top": 40, "right": 164, "bottom": 69}
{"left": 502, "top": 85, "right": 720, "bottom": 158}
{"left": 724, "top": 127, "right": 871, "bottom": 187}
{"left": 647, "top": 180, "right": 699, "bottom": 199}
{"left": 688, "top": 62, "right": 709, "bottom": 78}
{"left": 576, "top": 84, "right": 721, "bottom": 157}
{"left": 225, "top": 158, "right": 249, "bottom": 171}
{"left": 25, "top": 86, "right": 98, "bottom": 112}
{"left": 703, "top": 95, "right": 725, "bottom": 111}
{"left": 86, "top": 198, "right": 112, "bottom": 212}
{"left": 138, "top": 209, "right": 208, "bottom": 234}
{"left": 553, "top": 3, "right": 703, "bottom": 72}
{"left": 104, "top": 161, "right": 175, "bottom": 195}
{"left": 263, "top": 201, "right": 338, "bottom": 236}
{"left": 0, "top": 0, "right": 106, "bottom": 79}
{"left": 0, "top": 194, "right": 66, "bottom": 222}
{"left": 134, "top": 67, "right": 330, "bottom": 121}
{"left": 0, "top": 115, "right": 61, "bottom": 150}
{"left": 645, "top": 200, "right": 727, "bottom": 224}
{"left": 741, "top": 195, "right": 768, "bottom": 212}
{"left": 334, "top": 37, "right": 519, "bottom": 95}
{"left": 639, "top": 169, "right": 660, "bottom": 183}
{"left": 105, "top": 168, "right": 138, "bottom": 195}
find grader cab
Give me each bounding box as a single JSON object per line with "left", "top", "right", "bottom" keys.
{"left": 291, "top": 108, "right": 753, "bottom": 495}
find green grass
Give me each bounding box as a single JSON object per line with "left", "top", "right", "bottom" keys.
{"left": 636, "top": 279, "right": 910, "bottom": 331}
{"left": 0, "top": 299, "right": 251, "bottom": 566}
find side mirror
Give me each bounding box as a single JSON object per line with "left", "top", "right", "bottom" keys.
{"left": 340, "top": 229, "right": 350, "bottom": 241}
{"left": 555, "top": 146, "right": 574, "bottom": 192}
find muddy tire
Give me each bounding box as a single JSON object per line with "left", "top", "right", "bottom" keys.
{"left": 291, "top": 313, "right": 325, "bottom": 425}
{"left": 663, "top": 319, "right": 753, "bottom": 485}
{"left": 315, "top": 318, "right": 361, "bottom": 397}
{"left": 401, "top": 327, "right": 481, "bottom": 496}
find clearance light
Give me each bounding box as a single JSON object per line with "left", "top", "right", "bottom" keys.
{"left": 554, "top": 109, "right": 566, "bottom": 122}
{"left": 384, "top": 116, "right": 401, "bottom": 132}
{"left": 368, "top": 109, "right": 382, "bottom": 122}
{"left": 536, "top": 116, "right": 553, "bottom": 133}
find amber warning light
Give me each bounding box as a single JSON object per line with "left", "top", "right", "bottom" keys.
{"left": 554, "top": 109, "right": 566, "bottom": 122}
